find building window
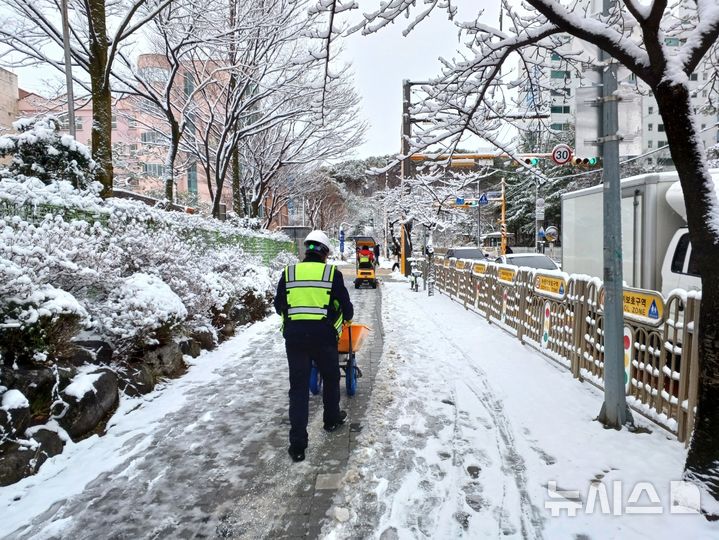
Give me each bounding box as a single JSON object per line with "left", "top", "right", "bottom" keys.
{"left": 187, "top": 163, "right": 198, "bottom": 194}
{"left": 690, "top": 73, "right": 698, "bottom": 81}
{"left": 129, "top": 144, "right": 138, "bottom": 152}
{"left": 142, "top": 163, "right": 167, "bottom": 177}
{"left": 128, "top": 117, "right": 137, "bottom": 129}
{"left": 185, "top": 112, "right": 196, "bottom": 135}
{"left": 648, "top": 140, "right": 653, "bottom": 148}
{"left": 550, "top": 105, "right": 571, "bottom": 114}
{"left": 658, "top": 124, "right": 665, "bottom": 132}
{"left": 111, "top": 115, "right": 117, "bottom": 129}
{"left": 550, "top": 123, "right": 570, "bottom": 131}
{"left": 141, "top": 131, "right": 163, "bottom": 144}
{"left": 183, "top": 72, "right": 195, "bottom": 97}
{"left": 665, "top": 37, "right": 681, "bottom": 46}
{"left": 648, "top": 106, "right": 653, "bottom": 115}
{"left": 659, "top": 141, "right": 667, "bottom": 147}
{"left": 550, "top": 52, "right": 561, "bottom": 61}
{"left": 702, "top": 124, "right": 706, "bottom": 130}
{"left": 550, "top": 70, "right": 570, "bottom": 79}
{"left": 140, "top": 66, "right": 170, "bottom": 83}
{"left": 648, "top": 124, "right": 653, "bottom": 131}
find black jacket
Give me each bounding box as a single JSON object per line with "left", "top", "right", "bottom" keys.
{"left": 274, "top": 253, "right": 354, "bottom": 342}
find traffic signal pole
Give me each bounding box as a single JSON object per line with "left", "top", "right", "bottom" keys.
{"left": 598, "top": 0, "right": 633, "bottom": 429}
{"left": 400, "top": 80, "right": 411, "bottom": 276}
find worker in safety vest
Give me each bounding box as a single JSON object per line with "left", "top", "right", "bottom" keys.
{"left": 274, "top": 230, "right": 354, "bottom": 462}
{"left": 358, "top": 245, "right": 374, "bottom": 266}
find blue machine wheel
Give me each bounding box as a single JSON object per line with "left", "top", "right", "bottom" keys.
{"left": 309, "top": 366, "right": 322, "bottom": 395}
{"left": 345, "top": 354, "right": 357, "bottom": 396}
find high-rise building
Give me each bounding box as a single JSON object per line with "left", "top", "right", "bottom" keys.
{"left": 518, "top": 4, "right": 718, "bottom": 166}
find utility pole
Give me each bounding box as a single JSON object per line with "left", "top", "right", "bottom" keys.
{"left": 60, "top": 0, "right": 76, "bottom": 137}
{"left": 476, "top": 177, "right": 481, "bottom": 247}
{"left": 598, "top": 0, "right": 633, "bottom": 428}
{"left": 500, "top": 179, "right": 507, "bottom": 255}
{"left": 400, "top": 80, "right": 412, "bottom": 276}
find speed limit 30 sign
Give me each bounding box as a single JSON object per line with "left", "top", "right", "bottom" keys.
{"left": 551, "top": 144, "right": 572, "bottom": 165}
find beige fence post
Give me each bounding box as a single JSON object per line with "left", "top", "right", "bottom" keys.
{"left": 516, "top": 271, "right": 527, "bottom": 342}
{"left": 569, "top": 279, "right": 584, "bottom": 378}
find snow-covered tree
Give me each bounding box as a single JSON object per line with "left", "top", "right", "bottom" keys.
{"left": 0, "top": 117, "right": 96, "bottom": 189}
{"left": 320, "top": 0, "right": 719, "bottom": 502}
{"left": 1, "top": 0, "right": 173, "bottom": 197}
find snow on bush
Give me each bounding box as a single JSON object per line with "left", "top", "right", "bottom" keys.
{"left": 0, "top": 116, "right": 96, "bottom": 190}
{"left": 98, "top": 273, "right": 187, "bottom": 352}
{"left": 0, "top": 160, "right": 289, "bottom": 365}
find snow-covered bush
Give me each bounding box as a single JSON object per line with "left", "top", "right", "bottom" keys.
{"left": 0, "top": 282, "right": 88, "bottom": 366}
{"left": 0, "top": 173, "right": 290, "bottom": 365}
{"left": 97, "top": 273, "right": 187, "bottom": 353}
{"left": 0, "top": 117, "right": 96, "bottom": 190}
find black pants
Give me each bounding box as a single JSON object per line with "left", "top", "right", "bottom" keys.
{"left": 285, "top": 337, "right": 341, "bottom": 450}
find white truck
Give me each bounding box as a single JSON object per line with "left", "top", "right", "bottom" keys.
{"left": 561, "top": 170, "right": 719, "bottom": 297}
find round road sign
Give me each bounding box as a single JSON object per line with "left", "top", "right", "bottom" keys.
{"left": 551, "top": 144, "right": 572, "bottom": 165}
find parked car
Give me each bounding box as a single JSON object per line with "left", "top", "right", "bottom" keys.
{"left": 495, "top": 253, "right": 559, "bottom": 270}
{"left": 444, "top": 247, "right": 488, "bottom": 261}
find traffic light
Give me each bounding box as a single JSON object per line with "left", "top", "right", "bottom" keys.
{"left": 572, "top": 156, "right": 600, "bottom": 166}
{"left": 524, "top": 157, "right": 540, "bottom": 166}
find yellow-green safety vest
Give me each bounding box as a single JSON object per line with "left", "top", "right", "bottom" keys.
{"left": 284, "top": 262, "right": 343, "bottom": 335}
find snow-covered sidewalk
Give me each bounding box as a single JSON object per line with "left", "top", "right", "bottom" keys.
{"left": 2, "top": 277, "right": 718, "bottom": 539}
{"left": 0, "top": 279, "right": 383, "bottom": 539}
{"left": 322, "top": 281, "right": 719, "bottom": 539}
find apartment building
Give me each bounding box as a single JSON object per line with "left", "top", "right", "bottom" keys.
{"left": 0, "top": 67, "right": 19, "bottom": 133}
{"left": 519, "top": 1, "right": 718, "bottom": 164}
{"left": 11, "top": 56, "right": 289, "bottom": 227}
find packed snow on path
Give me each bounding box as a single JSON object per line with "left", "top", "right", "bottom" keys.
{"left": 0, "top": 317, "right": 295, "bottom": 539}
{"left": 322, "top": 281, "right": 719, "bottom": 539}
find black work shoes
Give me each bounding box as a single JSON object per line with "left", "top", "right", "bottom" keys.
{"left": 324, "top": 410, "right": 348, "bottom": 432}
{"left": 288, "top": 446, "right": 306, "bottom": 462}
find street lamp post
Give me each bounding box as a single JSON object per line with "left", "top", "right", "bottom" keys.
{"left": 60, "top": 0, "right": 75, "bottom": 137}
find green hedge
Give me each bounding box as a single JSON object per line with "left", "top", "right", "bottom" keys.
{"left": 0, "top": 199, "right": 293, "bottom": 265}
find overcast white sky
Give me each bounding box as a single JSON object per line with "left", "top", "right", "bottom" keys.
{"left": 340, "top": 4, "right": 501, "bottom": 159}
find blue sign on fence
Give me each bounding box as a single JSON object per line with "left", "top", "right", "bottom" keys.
{"left": 479, "top": 193, "right": 489, "bottom": 205}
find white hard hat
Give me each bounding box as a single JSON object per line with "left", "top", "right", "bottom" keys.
{"left": 304, "top": 230, "right": 332, "bottom": 255}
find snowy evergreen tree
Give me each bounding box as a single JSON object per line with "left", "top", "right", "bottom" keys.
{"left": 0, "top": 117, "right": 96, "bottom": 190}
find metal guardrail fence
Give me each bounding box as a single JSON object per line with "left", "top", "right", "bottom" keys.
{"left": 433, "top": 256, "right": 701, "bottom": 443}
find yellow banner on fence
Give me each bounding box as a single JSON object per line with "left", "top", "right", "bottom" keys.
{"left": 472, "top": 262, "right": 487, "bottom": 275}
{"left": 497, "top": 266, "right": 516, "bottom": 285}
{"left": 443, "top": 258, "right": 451, "bottom": 268}
{"left": 533, "top": 273, "right": 567, "bottom": 300}
{"left": 456, "top": 260, "right": 467, "bottom": 270}
{"left": 600, "top": 287, "right": 665, "bottom": 326}
{"left": 623, "top": 289, "right": 664, "bottom": 324}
